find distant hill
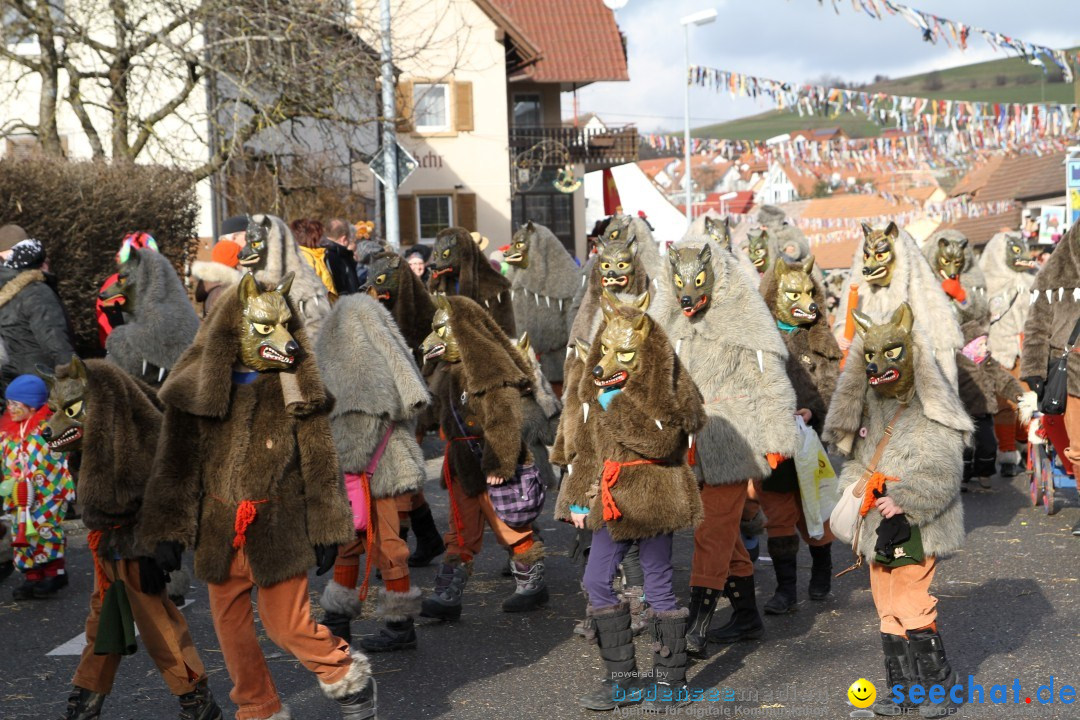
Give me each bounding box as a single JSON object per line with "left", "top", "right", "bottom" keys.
{"left": 690, "top": 47, "right": 1079, "bottom": 142}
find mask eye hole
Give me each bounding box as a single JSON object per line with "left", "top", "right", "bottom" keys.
{"left": 673, "top": 274, "right": 684, "bottom": 288}
{"left": 252, "top": 323, "right": 272, "bottom": 336}
{"left": 864, "top": 352, "right": 874, "bottom": 363}
{"left": 695, "top": 271, "right": 706, "bottom": 287}
{"left": 617, "top": 262, "right": 629, "bottom": 270}
{"left": 600, "top": 263, "right": 611, "bottom": 271}
{"left": 884, "top": 346, "right": 902, "bottom": 360}
{"left": 435, "top": 326, "right": 447, "bottom": 338}
{"left": 600, "top": 344, "right": 609, "bottom": 355}
{"left": 65, "top": 401, "right": 83, "bottom": 419}
{"left": 616, "top": 351, "right": 635, "bottom": 364}
{"left": 375, "top": 274, "right": 386, "bottom": 285}
{"left": 785, "top": 291, "right": 799, "bottom": 301}
{"left": 442, "top": 249, "right": 450, "bottom": 258}
{"left": 875, "top": 253, "right": 886, "bottom": 261}
{"left": 1010, "top": 245, "right": 1020, "bottom": 253}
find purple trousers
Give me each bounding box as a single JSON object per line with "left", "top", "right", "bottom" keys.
{"left": 583, "top": 527, "right": 678, "bottom": 611}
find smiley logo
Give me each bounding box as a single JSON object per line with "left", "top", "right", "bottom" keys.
{"left": 847, "top": 678, "right": 876, "bottom": 708}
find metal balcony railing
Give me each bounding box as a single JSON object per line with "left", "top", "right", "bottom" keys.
{"left": 509, "top": 125, "right": 639, "bottom": 167}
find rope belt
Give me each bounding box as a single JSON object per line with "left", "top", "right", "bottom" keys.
{"left": 860, "top": 472, "right": 898, "bottom": 517}
{"left": 354, "top": 472, "right": 375, "bottom": 601}
{"left": 600, "top": 459, "right": 660, "bottom": 522}
{"left": 86, "top": 523, "right": 128, "bottom": 601}
{"left": 211, "top": 495, "right": 271, "bottom": 549}
{"left": 441, "top": 436, "right": 480, "bottom": 554}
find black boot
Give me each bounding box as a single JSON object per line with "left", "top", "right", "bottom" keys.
{"left": 685, "top": 586, "right": 720, "bottom": 658}
{"left": 706, "top": 575, "right": 764, "bottom": 644}
{"left": 808, "top": 543, "right": 833, "bottom": 601}
{"left": 419, "top": 562, "right": 468, "bottom": 621}
{"left": 622, "top": 585, "right": 649, "bottom": 636}
{"left": 0, "top": 560, "right": 14, "bottom": 584}
{"left": 360, "top": 619, "right": 416, "bottom": 652}
{"left": 871, "top": 633, "right": 916, "bottom": 716}
{"left": 406, "top": 504, "right": 445, "bottom": 567}
{"left": 910, "top": 628, "right": 962, "bottom": 718}
{"left": 337, "top": 677, "right": 377, "bottom": 720}
{"left": 59, "top": 687, "right": 106, "bottom": 720}
{"left": 502, "top": 553, "right": 549, "bottom": 612}
{"left": 12, "top": 577, "right": 37, "bottom": 601}
{"left": 763, "top": 536, "right": 799, "bottom": 615}
{"left": 323, "top": 612, "right": 353, "bottom": 645}
{"left": 640, "top": 608, "right": 691, "bottom": 713}
{"left": 178, "top": 680, "right": 223, "bottom": 720}
{"left": 578, "top": 602, "right": 642, "bottom": 711}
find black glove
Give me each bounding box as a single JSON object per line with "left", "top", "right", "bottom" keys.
{"left": 1022, "top": 376, "right": 1044, "bottom": 398}
{"left": 137, "top": 556, "right": 169, "bottom": 596}
{"left": 154, "top": 541, "right": 184, "bottom": 573}
{"left": 314, "top": 544, "right": 338, "bottom": 576}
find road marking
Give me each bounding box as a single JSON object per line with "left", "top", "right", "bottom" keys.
{"left": 47, "top": 599, "right": 195, "bottom": 656}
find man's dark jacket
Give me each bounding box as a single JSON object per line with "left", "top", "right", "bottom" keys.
{"left": 0, "top": 266, "right": 75, "bottom": 386}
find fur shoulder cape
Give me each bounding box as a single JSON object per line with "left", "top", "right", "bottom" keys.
{"left": 107, "top": 248, "right": 200, "bottom": 377}
{"left": 979, "top": 232, "right": 1035, "bottom": 369}
{"left": 251, "top": 213, "right": 331, "bottom": 338}
{"left": 428, "top": 229, "right": 515, "bottom": 336}
{"left": 159, "top": 283, "right": 328, "bottom": 420}
{"left": 316, "top": 294, "right": 429, "bottom": 498}
{"left": 390, "top": 259, "right": 437, "bottom": 354}
{"left": 653, "top": 230, "right": 799, "bottom": 484}
{"left": 449, "top": 295, "right": 532, "bottom": 395}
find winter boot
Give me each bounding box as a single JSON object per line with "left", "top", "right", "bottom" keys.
{"left": 622, "top": 585, "right": 649, "bottom": 636}
{"left": 808, "top": 543, "right": 833, "bottom": 600}
{"left": 502, "top": 545, "right": 549, "bottom": 612}
{"left": 998, "top": 450, "right": 1022, "bottom": 478}
{"left": 909, "top": 627, "right": 962, "bottom": 718}
{"left": 578, "top": 602, "right": 642, "bottom": 711}
{"left": 321, "top": 651, "right": 377, "bottom": 720}
{"left": 763, "top": 536, "right": 799, "bottom": 615}
{"left": 871, "top": 633, "right": 916, "bottom": 716}
{"left": 361, "top": 588, "right": 421, "bottom": 652}
{"left": 406, "top": 503, "right": 445, "bottom": 567}
{"left": 12, "top": 577, "right": 38, "bottom": 601}
{"left": 685, "top": 586, "right": 720, "bottom": 658}
{"left": 59, "top": 687, "right": 106, "bottom": 720}
{"left": 177, "top": 679, "right": 224, "bottom": 720}
{"left": 419, "top": 561, "right": 468, "bottom": 621}
{"left": 639, "top": 608, "right": 691, "bottom": 713}
{"left": 323, "top": 612, "right": 353, "bottom": 645}
{"left": 320, "top": 578, "right": 366, "bottom": 645}
{"left": 706, "top": 575, "right": 764, "bottom": 644}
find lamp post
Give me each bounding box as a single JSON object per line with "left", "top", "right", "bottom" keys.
{"left": 680, "top": 8, "right": 717, "bottom": 224}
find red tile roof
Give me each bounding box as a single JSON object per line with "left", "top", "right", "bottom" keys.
{"left": 489, "top": 0, "right": 629, "bottom": 84}
{"left": 704, "top": 191, "right": 755, "bottom": 214}
{"left": 940, "top": 209, "right": 1024, "bottom": 247}
{"left": 952, "top": 152, "right": 1065, "bottom": 203}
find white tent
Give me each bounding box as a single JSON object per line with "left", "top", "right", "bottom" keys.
{"left": 585, "top": 162, "right": 689, "bottom": 246}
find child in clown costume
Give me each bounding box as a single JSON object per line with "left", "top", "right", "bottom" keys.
{"left": 1, "top": 374, "right": 75, "bottom": 600}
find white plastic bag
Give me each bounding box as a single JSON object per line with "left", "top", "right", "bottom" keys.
{"left": 793, "top": 416, "right": 838, "bottom": 540}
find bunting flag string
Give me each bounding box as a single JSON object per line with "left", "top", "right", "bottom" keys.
{"left": 809, "top": 0, "right": 1073, "bottom": 82}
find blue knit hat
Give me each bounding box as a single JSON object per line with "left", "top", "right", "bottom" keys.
{"left": 5, "top": 374, "right": 49, "bottom": 409}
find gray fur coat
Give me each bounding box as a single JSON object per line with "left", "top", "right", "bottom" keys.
{"left": 921, "top": 229, "right": 988, "bottom": 324}
{"left": 1021, "top": 225, "right": 1080, "bottom": 393}
{"left": 980, "top": 232, "right": 1035, "bottom": 370}
{"left": 106, "top": 248, "right": 200, "bottom": 380}
{"left": 833, "top": 228, "right": 961, "bottom": 383}
{"left": 824, "top": 345, "right": 971, "bottom": 561}
{"left": 251, "top": 214, "right": 331, "bottom": 339}
{"left": 507, "top": 223, "right": 582, "bottom": 382}
{"left": 654, "top": 229, "right": 799, "bottom": 485}
{"left": 316, "top": 294, "right": 430, "bottom": 499}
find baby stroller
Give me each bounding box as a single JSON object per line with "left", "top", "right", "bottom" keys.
{"left": 1028, "top": 414, "right": 1078, "bottom": 515}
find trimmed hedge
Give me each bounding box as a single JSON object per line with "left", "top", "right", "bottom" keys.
{"left": 0, "top": 158, "right": 200, "bottom": 356}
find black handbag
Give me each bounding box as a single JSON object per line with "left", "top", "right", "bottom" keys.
{"left": 1039, "top": 315, "right": 1080, "bottom": 415}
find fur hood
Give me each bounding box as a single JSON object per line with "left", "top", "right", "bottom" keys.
{"left": 74, "top": 359, "right": 164, "bottom": 559}
{"left": 922, "top": 229, "right": 988, "bottom": 324}
{"left": 106, "top": 248, "right": 200, "bottom": 379}
{"left": 160, "top": 281, "right": 328, "bottom": 420}
{"left": 507, "top": 223, "right": 582, "bottom": 299}
{"left": 428, "top": 228, "right": 515, "bottom": 336}
{"left": 250, "top": 214, "right": 331, "bottom": 338}
{"left": 833, "top": 227, "right": 961, "bottom": 381}
{"left": 191, "top": 259, "right": 242, "bottom": 287}
{"left": 688, "top": 215, "right": 760, "bottom": 284}
{"left": 1021, "top": 224, "right": 1080, "bottom": 392}
{"left": 758, "top": 205, "right": 811, "bottom": 261}
{"left": 554, "top": 313, "right": 706, "bottom": 541}
{"left": 383, "top": 254, "right": 436, "bottom": 357}
{"left": 654, "top": 228, "right": 799, "bottom": 484}
{"left": 980, "top": 231, "right": 1035, "bottom": 370}
{"left": 450, "top": 295, "right": 532, "bottom": 394}
{"left": 316, "top": 294, "right": 429, "bottom": 499}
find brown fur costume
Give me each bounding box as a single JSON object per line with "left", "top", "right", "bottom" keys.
{"left": 554, "top": 306, "right": 706, "bottom": 541}
{"left": 428, "top": 228, "right": 515, "bottom": 337}
{"left": 438, "top": 296, "right": 533, "bottom": 498}
{"left": 1021, "top": 224, "right": 1080, "bottom": 394}
{"left": 759, "top": 261, "right": 841, "bottom": 433}
{"left": 371, "top": 252, "right": 436, "bottom": 360}
{"left": 957, "top": 320, "right": 1024, "bottom": 417}
{"left": 550, "top": 344, "right": 588, "bottom": 468}
{"left": 137, "top": 288, "right": 353, "bottom": 587}
{"left": 60, "top": 360, "right": 163, "bottom": 560}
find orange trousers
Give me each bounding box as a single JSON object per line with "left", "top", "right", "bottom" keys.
{"left": 395, "top": 489, "right": 427, "bottom": 518}
{"left": 692, "top": 482, "right": 755, "bottom": 590}
{"left": 73, "top": 558, "right": 205, "bottom": 696}
{"left": 336, "top": 494, "right": 410, "bottom": 590}
{"left": 443, "top": 480, "right": 532, "bottom": 564}
{"left": 208, "top": 549, "right": 353, "bottom": 720}
{"left": 753, "top": 480, "right": 834, "bottom": 546}
{"left": 994, "top": 364, "right": 1028, "bottom": 453}
{"left": 869, "top": 556, "right": 938, "bottom": 636}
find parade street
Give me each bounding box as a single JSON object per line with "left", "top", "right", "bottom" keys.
{"left": 3, "top": 453, "right": 1078, "bottom": 720}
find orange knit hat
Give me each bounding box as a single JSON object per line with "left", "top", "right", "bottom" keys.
{"left": 211, "top": 241, "right": 240, "bottom": 268}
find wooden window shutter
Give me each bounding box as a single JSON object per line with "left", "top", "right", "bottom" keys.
{"left": 455, "top": 192, "right": 477, "bottom": 231}
{"left": 398, "top": 195, "right": 417, "bottom": 245}
{"left": 396, "top": 80, "right": 414, "bottom": 133}
{"left": 454, "top": 81, "right": 474, "bottom": 132}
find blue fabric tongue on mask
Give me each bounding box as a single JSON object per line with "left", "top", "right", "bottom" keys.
{"left": 776, "top": 319, "right": 799, "bottom": 333}
{"left": 598, "top": 387, "right": 622, "bottom": 410}
{"left": 232, "top": 370, "right": 259, "bottom": 385}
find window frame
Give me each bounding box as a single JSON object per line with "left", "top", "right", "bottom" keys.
{"left": 416, "top": 193, "right": 454, "bottom": 244}
{"left": 512, "top": 92, "right": 543, "bottom": 127}
{"left": 412, "top": 82, "right": 452, "bottom": 134}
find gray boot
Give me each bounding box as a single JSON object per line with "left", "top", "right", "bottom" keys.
{"left": 177, "top": 679, "right": 224, "bottom": 720}
{"left": 578, "top": 602, "right": 642, "bottom": 711}
{"left": 502, "top": 546, "right": 549, "bottom": 613}
{"left": 622, "top": 585, "right": 649, "bottom": 635}
{"left": 419, "top": 562, "right": 468, "bottom": 621}
{"left": 640, "top": 608, "right": 691, "bottom": 713}
{"left": 59, "top": 687, "right": 106, "bottom": 720}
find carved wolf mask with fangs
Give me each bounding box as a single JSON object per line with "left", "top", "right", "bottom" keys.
{"left": 667, "top": 242, "right": 714, "bottom": 318}
{"left": 861, "top": 222, "right": 898, "bottom": 287}
{"left": 854, "top": 302, "right": 915, "bottom": 400}
{"left": 40, "top": 356, "right": 88, "bottom": 452}
{"left": 593, "top": 289, "right": 651, "bottom": 391}
{"left": 238, "top": 272, "right": 299, "bottom": 371}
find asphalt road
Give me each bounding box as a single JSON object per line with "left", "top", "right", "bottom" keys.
{"left": 2, "top": 459, "right": 1079, "bottom": 720}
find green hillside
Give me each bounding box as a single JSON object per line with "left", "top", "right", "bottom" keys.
{"left": 692, "top": 47, "right": 1079, "bottom": 142}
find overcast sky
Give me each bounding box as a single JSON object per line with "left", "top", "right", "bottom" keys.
{"left": 568, "top": 0, "right": 1080, "bottom": 132}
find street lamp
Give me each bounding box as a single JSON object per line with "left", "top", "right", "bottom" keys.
{"left": 681, "top": 8, "right": 717, "bottom": 223}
